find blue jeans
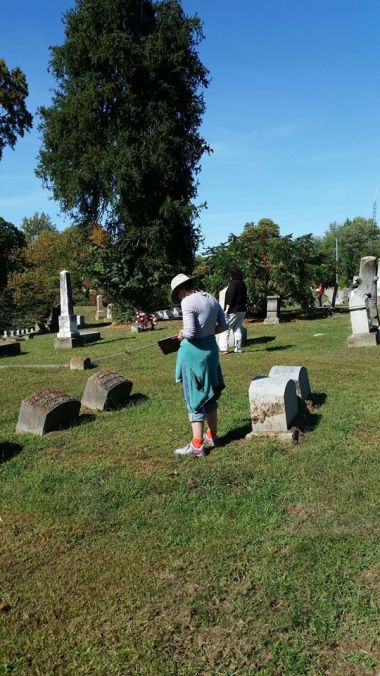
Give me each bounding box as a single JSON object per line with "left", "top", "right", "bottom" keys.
{"left": 182, "top": 364, "right": 218, "bottom": 422}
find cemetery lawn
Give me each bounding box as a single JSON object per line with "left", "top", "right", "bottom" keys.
{"left": 0, "top": 313, "right": 379, "bottom": 675}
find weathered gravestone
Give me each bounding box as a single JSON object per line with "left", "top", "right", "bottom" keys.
{"left": 70, "top": 356, "right": 92, "bottom": 370}
{"left": 172, "top": 306, "right": 182, "bottom": 318}
{"left": 347, "top": 286, "right": 380, "bottom": 347}
{"left": 16, "top": 389, "right": 80, "bottom": 435}
{"left": 263, "top": 295, "right": 280, "bottom": 324}
{"left": 246, "top": 376, "right": 298, "bottom": 441}
{"left": 0, "top": 341, "right": 21, "bottom": 357}
{"left": 81, "top": 369, "right": 133, "bottom": 410}
{"left": 106, "top": 303, "right": 113, "bottom": 320}
{"left": 76, "top": 315, "right": 85, "bottom": 328}
{"left": 268, "top": 365, "right": 311, "bottom": 401}
{"left": 95, "top": 295, "right": 106, "bottom": 320}
{"left": 357, "top": 256, "right": 379, "bottom": 328}
{"left": 163, "top": 309, "right": 175, "bottom": 319}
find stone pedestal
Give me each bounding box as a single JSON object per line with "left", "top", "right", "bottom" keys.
{"left": 268, "top": 365, "right": 311, "bottom": 400}
{"left": 95, "top": 295, "right": 106, "bottom": 320}
{"left": 263, "top": 295, "right": 280, "bottom": 324}
{"left": 347, "top": 332, "right": 380, "bottom": 348}
{"left": 246, "top": 376, "right": 298, "bottom": 440}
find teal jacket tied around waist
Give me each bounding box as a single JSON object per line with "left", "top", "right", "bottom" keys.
{"left": 176, "top": 335, "right": 225, "bottom": 412}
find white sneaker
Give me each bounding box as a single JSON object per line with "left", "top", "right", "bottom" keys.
{"left": 174, "top": 442, "right": 205, "bottom": 457}
{"left": 234, "top": 348, "right": 242, "bottom": 353}
{"left": 203, "top": 433, "right": 218, "bottom": 449}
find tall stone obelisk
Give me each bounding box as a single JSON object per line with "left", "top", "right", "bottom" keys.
{"left": 55, "top": 270, "right": 81, "bottom": 349}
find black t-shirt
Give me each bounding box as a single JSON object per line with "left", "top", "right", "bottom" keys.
{"left": 225, "top": 279, "right": 247, "bottom": 313}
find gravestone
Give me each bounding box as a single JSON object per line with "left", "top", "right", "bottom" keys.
{"left": 357, "top": 256, "right": 379, "bottom": 328}
{"left": 81, "top": 369, "right": 133, "bottom": 410}
{"left": 106, "top": 303, "right": 113, "bottom": 320}
{"left": 0, "top": 341, "right": 21, "bottom": 357}
{"left": 263, "top": 295, "right": 280, "bottom": 324}
{"left": 70, "top": 356, "right": 92, "bottom": 370}
{"left": 173, "top": 306, "right": 182, "bottom": 318}
{"left": 163, "top": 309, "right": 175, "bottom": 319}
{"left": 268, "top": 365, "right": 311, "bottom": 400}
{"left": 76, "top": 315, "right": 85, "bottom": 328}
{"left": 95, "top": 295, "right": 106, "bottom": 320}
{"left": 347, "top": 286, "right": 379, "bottom": 347}
{"left": 246, "top": 376, "right": 298, "bottom": 440}
{"left": 16, "top": 389, "right": 80, "bottom": 435}
{"left": 55, "top": 271, "right": 80, "bottom": 349}
{"left": 47, "top": 305, "right": 60, "bottom": 332}
{"left": 377, "top": 260, "right": 380, "bottom": 305}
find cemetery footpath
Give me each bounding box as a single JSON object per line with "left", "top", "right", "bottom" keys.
{"left": 0, "top": 312, "right": 379, "bottom": 674}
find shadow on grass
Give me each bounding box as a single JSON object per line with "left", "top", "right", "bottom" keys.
{"left": 0, "top": 442, "right": 23, "bottom": 464}
{"left": 217, "top": 421, "right": 252, "bottom": 448}
{"left": 246, "top": 336, "right": 275, "bottom": 346}
{"left": 78, "top": 413, "right": 97, "bottom": 425}
{"left": 265, "top": 344, "right": 294, "bottom": 352}
{"left": 127, "top": 393, "right": 149, "bottom": 407}
{"left": 84, "top": 321, "right": 112, "bottom": 329}
{"left": 294, "top": 392, "right": 327, "bottom": 432}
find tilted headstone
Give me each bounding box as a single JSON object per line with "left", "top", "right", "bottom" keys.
{"left": 16, "top": 389, "right": 80, "bottom": 435}
{"left": 0, "top": 341, "right": 21, "bottom": 357}
{"left": 268, "top": 365, "right": 311, "bottom": 400}
{"left": 55, "top": 271, "right": 80, "bottom": 348}
{"left": 357, "top": 256, "right": 379, "bottom": 328}
{"left": 246, "top": 376, "right": 298, "bottom": 440}
{"left": 81, "top": 369, "right": 133, "bottom": 411}
{"left": 263, "top": 295, "right": 280, "bottom": 324}
{"left": 95, "top": 295, "right": 106, "bottom": 320}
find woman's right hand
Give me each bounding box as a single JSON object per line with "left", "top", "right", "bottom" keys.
{"left": 178, "top": 329, "right": 184, "bottom": 341}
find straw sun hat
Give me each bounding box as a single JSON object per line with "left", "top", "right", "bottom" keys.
{"left": 170, "top": 273, "right": 198, "bottom": 305}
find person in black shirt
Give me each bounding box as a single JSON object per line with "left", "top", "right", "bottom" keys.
{"left": 219, "top": 267, "right": 247, "bottom": 354}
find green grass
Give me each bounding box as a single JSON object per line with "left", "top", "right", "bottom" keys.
{"left": 0, "top": 314, "right": 379, "bottom": 674}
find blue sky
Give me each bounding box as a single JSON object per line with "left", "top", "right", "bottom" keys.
{"left": 1, "top": 0, "right": 380, "bottom": 249}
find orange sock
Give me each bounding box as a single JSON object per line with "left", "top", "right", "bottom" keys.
{"left": 207, "top": 429, "right": 217, "bottom": 440}
{"left": 192, "top": 437, "right": 203, "bottom": 449}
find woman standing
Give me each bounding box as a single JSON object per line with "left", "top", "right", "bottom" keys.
{"left": 170, "top": 273, "right": 227, "bottom": 457}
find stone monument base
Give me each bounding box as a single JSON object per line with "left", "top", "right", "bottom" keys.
{"left": 246, "top": 428, "right": 298, "bottom": 443}
{"left": 347, "top": 332, "right": 380, "bottom": 348}
{"left": 54, "top": 336, "right": 83, "bottom": 349}
{"left": 263, "top": 317, "right": 280, "bottom": 324}
{"left": 80, "top": 331, "right": 101, "bottom": 344}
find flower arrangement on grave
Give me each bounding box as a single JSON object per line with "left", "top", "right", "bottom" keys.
{"left": 133, "top": 308, "right": 157, "bottom": 331}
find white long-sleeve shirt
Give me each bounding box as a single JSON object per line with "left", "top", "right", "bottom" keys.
{"left": 181, "top": 292, "right": 227, "bottom": 340}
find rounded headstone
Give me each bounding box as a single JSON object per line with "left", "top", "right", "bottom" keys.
{"left": 81, "top": 369, "right": 133, "bottom": 411}
{"left": 16, "top": 389, "right": 80, "bottom": 435}
{"left": 268, "top": 365, "right": 311, "bottom": 400}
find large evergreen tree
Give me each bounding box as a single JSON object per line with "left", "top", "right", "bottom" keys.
{"left": 37, "top": 0, "right": 210, "bottom": 309}
{"left": 0, "top": 59, "right": 33, "bottom": 160}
